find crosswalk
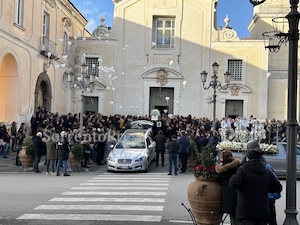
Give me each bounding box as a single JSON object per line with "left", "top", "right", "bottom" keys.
{"left": 17, "top": 173, "right": 171, "bottom": 223}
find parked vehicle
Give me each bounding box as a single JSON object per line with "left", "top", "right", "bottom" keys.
{"left": 232, "top": 142, "right": 300, "bottom": 179}
{"left": 106, "top": 128, "right": 155, "bottom": 172}
{"left": 130, "top": 120, "right": 154, "bottom": 130}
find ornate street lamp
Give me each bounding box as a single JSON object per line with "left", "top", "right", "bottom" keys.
{"left": 67, "top": 54, "right": 97, "bottom": 134}
{"left": 249, "top": 0, "right": 300, "bottom": 224}
{"left": 201, "top": 62, "right": 231, "bottom": 132}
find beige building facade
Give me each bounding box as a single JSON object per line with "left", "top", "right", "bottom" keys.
{"left": 0, "top": 0, "right": 297, "bottom": 128}
{"left": 0, "top": 0, "right": 87, "bottom": 126}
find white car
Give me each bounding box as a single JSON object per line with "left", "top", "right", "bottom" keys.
{"left": 106, "top": 128, "right": 155, "bottom": 172}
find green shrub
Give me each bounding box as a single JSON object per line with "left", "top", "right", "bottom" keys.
{"left": 71, "top": 143, "right": 84, "bottom": 161}
{"left": 22, "top": 136, "right": 34, "bottom": 158}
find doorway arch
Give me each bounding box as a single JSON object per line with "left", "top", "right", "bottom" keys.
{"left": 34, "top": 72, "right": 52, "bottom": 112}
{"left": 0, "top": 53, "right": 19, "bottom": 123}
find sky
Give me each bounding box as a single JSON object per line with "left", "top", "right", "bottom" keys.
{"left": 70, "top": 0, "right": 253, "bottom": 39}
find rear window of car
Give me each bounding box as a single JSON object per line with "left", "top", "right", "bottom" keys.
{"left": 115, "top": 132, "right": 146, "bottom": 149}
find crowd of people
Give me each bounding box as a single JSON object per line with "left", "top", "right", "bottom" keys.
{"left": 0, "top": 107, "right": 287, "bottom": 225}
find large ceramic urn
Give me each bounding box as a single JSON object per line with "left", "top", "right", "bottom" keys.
{"left": 18, "top": 147, "right": 34, "bottom": 169}
{"left": 187, "top": 176, "right": 222, "bottom": 225}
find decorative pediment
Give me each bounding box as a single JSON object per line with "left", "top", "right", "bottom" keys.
{"left": 142, "top": 68, "right": 183, "bottom": 86}
{"left": 221, "top": 83, "right": 252, "bottom": 96}
{"left": 142, "top": 68, "right": 182, "bottom": 79}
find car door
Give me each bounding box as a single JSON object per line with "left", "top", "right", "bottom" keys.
{"left": 146, "top": 137, "right": 155, "bottom": 162}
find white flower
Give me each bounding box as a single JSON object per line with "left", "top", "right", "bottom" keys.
{"left": 150, "top": 109, "right": 161, "bottom": 117}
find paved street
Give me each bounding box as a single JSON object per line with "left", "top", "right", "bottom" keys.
{"left": 0, "top": 151, "right": 300, "bottom": 225}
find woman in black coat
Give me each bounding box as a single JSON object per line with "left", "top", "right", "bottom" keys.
{"left": 215, "top": 150, "right": 241, "bottom": 225}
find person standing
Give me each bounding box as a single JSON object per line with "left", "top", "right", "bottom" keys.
{"left": 30, "top": 114, "right": 38, "bottom": 136}
{"left": 0, "top": 124, "right": 10, "bottom": 158}
{"left": 33, "top": 132, "right": 44, "bottom": 173}
{"left": 56, "top": 131, "right": 70, "bottom": 176}
{"left": 81, "top": 140, "right": 91, "bottom": 168}
{"left": 215, "top": 150, "right": 241, "bottom": 225}
{"left": 45, "top": 131, "right": 58, "bottom": 175}
{"left": 166, "top": 134, "right": 179, "bottom": 175}
{"left": 177, "top": 130, "right": 190, "bottom": 173}
{"left": 229, "top": 141, "right": 282, "bottom": 225}
{"left": 153, "top": 130, "right": 167, "bottom": 167}
{"left": 95, "top": 130, "right": 106, "bottom": 165}
{"left": 10, "top": 121, "right": 17, "bottom": 152}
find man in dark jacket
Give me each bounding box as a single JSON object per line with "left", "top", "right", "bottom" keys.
{"left": 56, "top": 131, "right": 70, "bottom": 176}
{"left": 167, "top": 134, "right": 179, "bottom": 175}
{"left": 229, "top": 141, "right": 282, "bottom": 225}
{"left": 33, "top": 132, "right": 44, "bottom": 173}
{"left": 153, "top": 130, "right": 167, "bottom": 167}
{"left": 177, "top": 130, "right": 190, "bottom": 173}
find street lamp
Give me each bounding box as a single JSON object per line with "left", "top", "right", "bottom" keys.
{"left": 67, "top": 54, "right": 96, "bottom": 134}
{"left": 249, "top": 0, "right": 299, "bottom": 224}
{"left": 201, "top": 62, "right": 231, "bottom": 132}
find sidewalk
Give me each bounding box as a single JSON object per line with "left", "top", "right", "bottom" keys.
{"left": 0, "top": 151, "right": 104, "bottom": 173}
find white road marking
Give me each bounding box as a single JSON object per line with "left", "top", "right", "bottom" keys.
{"left": 61, "top": 191, "right": 167, "bottom": 196}
{"left": 92, "top": 177, "right": 170, "bottom": 180}
{"left": 35, "top": 205, "right": 164, "bottom": 211}
{"left": 169, "top": 220, "right": 193, "bottom": 224}
{"left": 49, "top": 197, "right": 166, "bottom": 203}
{"left": 102, "top": 172, "right": 168, "bottom": 176}
{"left": 86, "top": 179, "right": 170, "bottom": 183}
{"left": 17, "top": 214, "right": 162, "bottom": 222}
{"left": 72, "top": 186, "right": 168, "bottom": 190}
{"left": 80, "top": 182, "right": 169, "bottom": 186}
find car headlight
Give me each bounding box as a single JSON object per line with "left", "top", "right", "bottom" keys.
{"left": 135, "top": 156, "right": 147, "bottom": 162}
{"left": 107, "top": 155, "right": 116, "bottom": 162}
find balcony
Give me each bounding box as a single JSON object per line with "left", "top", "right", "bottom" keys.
{"left": 40, "top": 36, "right": 59, "bottom": 60}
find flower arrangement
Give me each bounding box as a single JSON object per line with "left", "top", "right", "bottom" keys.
{"left": 150, "top": 109, "right": 161, "bottom": 117}
{"left": 216, "top": 141, "right": 277, "bottom": 154}
{"left": 194, "top": 144, "right": 218, "bottom": 179}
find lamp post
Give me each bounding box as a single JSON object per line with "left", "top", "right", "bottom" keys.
{"left": 68, "top": 54, "right": 96, "bottom": 135}
{"left": 201, "top": 62, "right": 231, "bottom": 132}
{"left": 249, "top": 0, "right": 300, "bottom": 224}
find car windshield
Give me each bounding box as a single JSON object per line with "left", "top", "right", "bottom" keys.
{"left": 115, "top": 132, "right": 146, "bottom": 149}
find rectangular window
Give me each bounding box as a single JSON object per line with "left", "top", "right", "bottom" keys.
{"left": 42, "top": 11, "right": 50, "bottom": 50}
{"left": 16, "top": 0, "right": 24, "bottom": 26}
{"left": 63, "top": 32, "right": 68, "bottom": 55}
{"left": 227, "top": 59, "right": 242, "bottom": 80}
{"left": 86, "top": 57, "right": 100, "bottom": 76}
{"left": 152, "top": 17, "right": 175, "bottom": 49}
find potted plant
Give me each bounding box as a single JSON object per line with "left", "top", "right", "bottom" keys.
{"left": 187, "top": 144, "right": 222, "bottom": 225}
{"left": 187, "top": 135, "right": 198, "bottom": 169}
{"left": 68, "top": 143, "right": 84, "bottom": 170}
{"left": 19, "top": 136, "right": 34, "bottom": 169}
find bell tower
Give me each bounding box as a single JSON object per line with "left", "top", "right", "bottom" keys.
{"left": 249, "top": 0, "right": 290, "bottom": 39}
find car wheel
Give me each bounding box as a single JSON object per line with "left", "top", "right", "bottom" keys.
{"left": 107, "top": 168, "right": 112, "bottom": 172}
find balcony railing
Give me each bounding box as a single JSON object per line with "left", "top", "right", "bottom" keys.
{"left": 40, "top": 36, "right": 59, "bottom": 60}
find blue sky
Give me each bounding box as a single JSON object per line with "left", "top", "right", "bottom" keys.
{"left": 70, "top": 0, "right": 253, "bottom": 39}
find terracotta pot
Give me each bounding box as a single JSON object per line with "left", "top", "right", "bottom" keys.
{"left": 67, "top": 152, "right": 80, "bottom": 170}
{"left": 18, "top": 147, "right": 34, "bottom": 168}
{"left": 187, "top": 176, "right": 222, "bottom": 225}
